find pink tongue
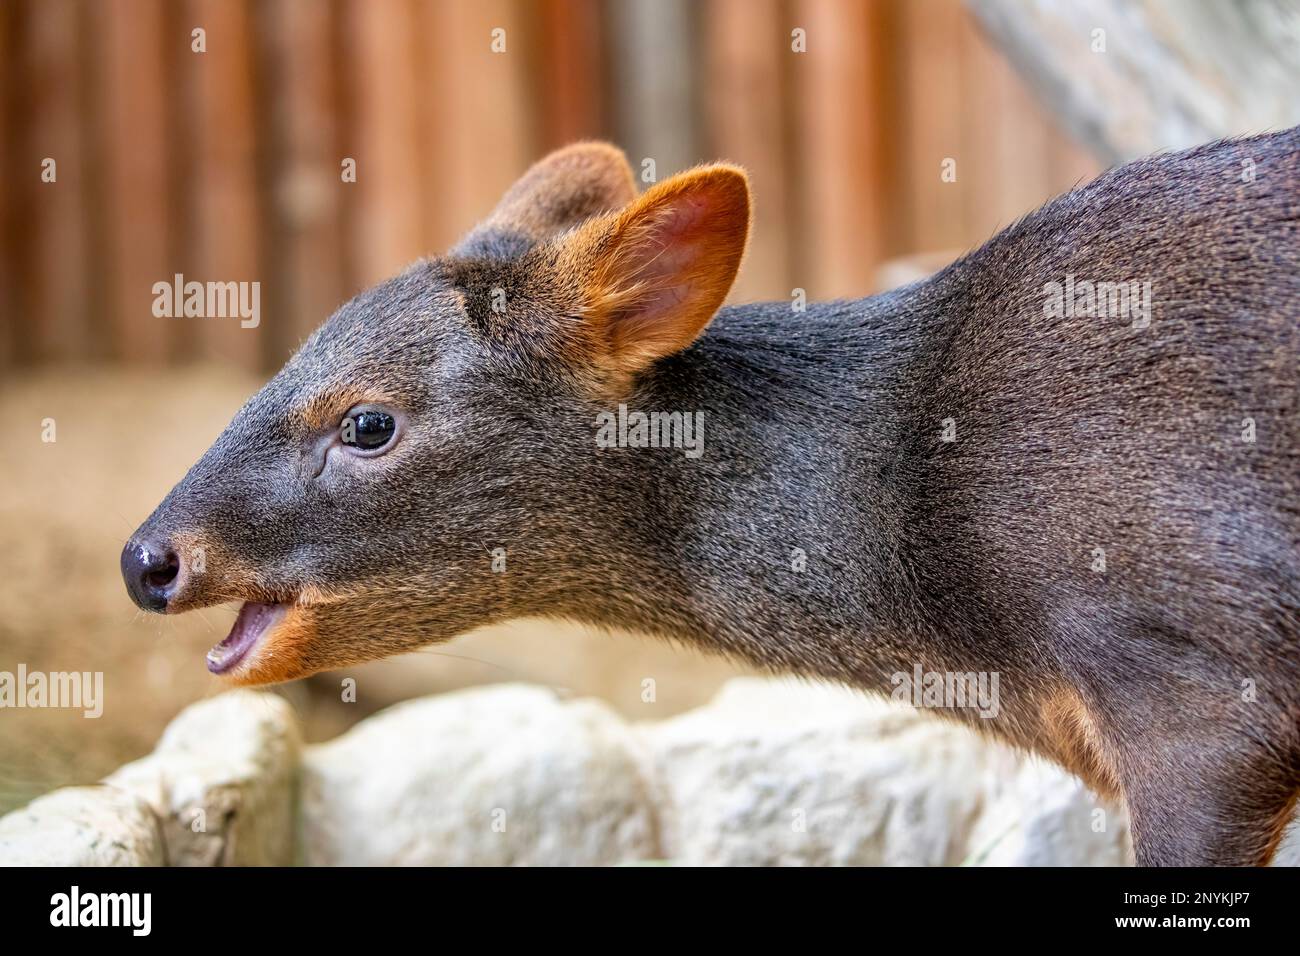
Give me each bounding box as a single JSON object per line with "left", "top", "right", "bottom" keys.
{"left": 207, "top": 602, "right": 284, "bottom": 674}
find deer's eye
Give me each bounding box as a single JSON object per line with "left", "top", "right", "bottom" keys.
{"left": 342, "top": 409, "right": 398, "bottom": 452}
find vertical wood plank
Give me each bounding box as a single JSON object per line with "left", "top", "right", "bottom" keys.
{"left": 536, "top": 0, "right": 607, "bottom": 150}
{"left": 91, "top": 0, "right": 173, "bottom": 363}
{"left": 1047, "top": 120, "right": 1104, "bottom": 194}
{"left": 994, "top": 74, "right": 1055, "bottom": 225}
{"left": 703, "top": 0, "right": 791, "bottom": 303}
{"left": 25, "top": 0, "right": 90, "bottom": 363}
{"left": 964, "top": 9, "right": 1101, "bottom": 245}
{"left": 861, "top": 0, "right": 906, "bottom": 265}
{"left": 0, "top": 0, "right": 23, "bottom": 369}
{"left": 898, "top": 0, "right": 966, "bottom": 255}
{"left": 788, "top": 0, "right": 882, "bottom": 298}
{"left": 184, "top": 0, "right": 262, "bottom": 371}
{"left": 961, "top": 16, "right": 1003, "bottom": 244}
{"left": 418, "top": 0, "right": 537, "bottom": 252}
{"left": 340, "top": 0, "right": 424, "bottom": 286}
{"left": 261, "top": 0, "right": 347, "bottom": 350}
{"left": 960, "top": 12, "right": 1024, "bottom": 243}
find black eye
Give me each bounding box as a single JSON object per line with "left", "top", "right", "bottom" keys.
{"left": 343, "top": 410, "right": 397, "bottom": 451}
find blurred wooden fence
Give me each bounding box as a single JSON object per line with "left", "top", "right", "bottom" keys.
{"left": 0, "top": 0, "right": 1101, "bottom": 374}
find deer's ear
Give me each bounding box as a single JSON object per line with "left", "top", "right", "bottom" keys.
{"left": 453, "top": 142, "right": 637, "bottom": 256}
{"left": 560, "top": 164, "right": 751, "bottom": 374}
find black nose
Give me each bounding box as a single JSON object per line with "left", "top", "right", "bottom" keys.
{"left": 121, "top": 538, "right": 182, "bottom": 612}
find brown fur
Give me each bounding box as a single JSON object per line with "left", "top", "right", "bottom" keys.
{"left": 1041, "top": 689, "right": 1120, "bottom": 798}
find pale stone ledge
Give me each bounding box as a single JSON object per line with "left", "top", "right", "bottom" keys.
{"left": 6, "top": 678, "right": 1294, "bottom": 867}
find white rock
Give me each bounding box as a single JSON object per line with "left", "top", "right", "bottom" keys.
{"left": 1273, "top": 818, "right": 1300, "bottom": 866}
{"left": 639, "top": 677, "right": 1006, "bottom": 865}
{"left": 13, "top": 674, "right": 1271, "bottom": 868}
{"left": 106, "top": 690, "right": 300, "bottom": 866}
{"left": 299, "top": 684, "right": 658, "bottom": 865}
{"left": 966, "top": 759, "right": 1131, "bottom": 866}
{"left": 0, "top": 786, "right": 164, "bottom": 866}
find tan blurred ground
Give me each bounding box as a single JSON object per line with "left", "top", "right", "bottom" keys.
{"left": 0, "top": 366, "right": 752, "bottom": 812}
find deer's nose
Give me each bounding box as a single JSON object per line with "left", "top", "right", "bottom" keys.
{"left": 121, "top": 538, "right": 183, "bottom": 612}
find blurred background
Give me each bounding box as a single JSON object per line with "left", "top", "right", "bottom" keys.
{"left": 0, "top": 0, "right": 1294, "bottom": 812}
{"left": 0, "top": 0, "right": 1103, "bottom": 373}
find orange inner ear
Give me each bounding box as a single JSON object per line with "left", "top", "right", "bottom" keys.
{"left": 575, "top": 165, "right": 751, "bottom": 374}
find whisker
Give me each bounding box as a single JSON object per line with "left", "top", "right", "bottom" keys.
{"left": 404, "top": 648, "right": 520, "bottom": 676}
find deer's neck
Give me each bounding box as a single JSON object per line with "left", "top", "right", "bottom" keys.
{"left": 566, "top": 288, "right": 950, "bottom": 684}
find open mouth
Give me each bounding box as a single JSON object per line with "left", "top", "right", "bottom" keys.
{"left": 206, "top": 601, "right": 289, "bottom": 674}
